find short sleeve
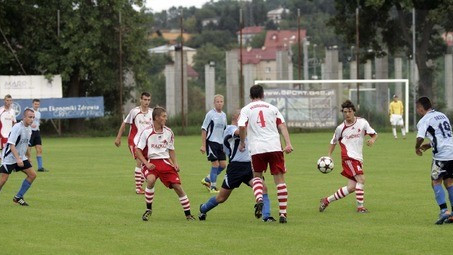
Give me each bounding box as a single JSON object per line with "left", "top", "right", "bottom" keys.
{"left": 330, "top": 126, "right": 342, "bottom": 145}
{"left": 238, "top": 108, "right": 249, "bottom": 127}
{"left": 167, "top": 130, "right": 175, "bottom": 150}
{"left": 201, "top": 111, "right": 212, "bottom": 130}
{"left": 364, "top": 120, "right": 376, "bottom": 135}
{"left": 416, "top": 119, "right": 428, "bottom": 139}
{"left": 276, "top": 108, "right": 285, "bottom": 125}
{"left": 136, "top": 129, "right": 149, "bottom": 150}
{"left": 7, "top": 125, "right": 20, "bottom": 145}
{"left": 124, "top": 109, "right": 135, "bottom": 124}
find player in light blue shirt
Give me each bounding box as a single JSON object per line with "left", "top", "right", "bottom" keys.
{"left": 200, "top": 95, "right": 227, "bottom": 193}
{"left": 415, "top": 97, "right": 453, "bottom": 224}
{"left": 0, "top": 108, "right": 37, "bottom": 206}
{"left": 198, "top": 110, "right": 275, "bottom": 222}
{"left": 28, "top": 99, "right": 48, "bottom": 172}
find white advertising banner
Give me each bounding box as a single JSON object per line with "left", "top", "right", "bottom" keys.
{"left": 0, "top": 75, "right": 63, "bottom": 99}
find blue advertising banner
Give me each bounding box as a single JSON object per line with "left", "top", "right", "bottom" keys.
{"left": 13, "top": 97, "right": 104, "bottom": 120}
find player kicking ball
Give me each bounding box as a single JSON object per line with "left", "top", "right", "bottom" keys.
{"left": 135, "top": 107, "right": 195, "bottom": 221}
{"left": 198, "top": 111, "right": 275, "bottom": 222}
{"left": 319, "top": 100, "right": 378, "bottom": 213}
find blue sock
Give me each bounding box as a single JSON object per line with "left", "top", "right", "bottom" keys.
{"left": 200, "top": 196, "right": 218, "bottom": 213}
{"left": 433, "top": 184, "right": 446, "bottom": 207}
{"left": 447, "top": 186, "right": 453, "bottom": 211}
{"left": 37, "top": 156, "right": 43, "bottom": 169}
{"left": 16, "top": 179, "right": 32, "bottom": 198}
{"left": 217, "top": 166, "right": 225, "bottom": 175}
{"left": 209, "top": 166, "right": 218, "bottom": 185}
{"left": 263, "top": 194, "right": 271, "bottom": 218}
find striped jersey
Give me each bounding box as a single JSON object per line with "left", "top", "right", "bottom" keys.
{"left": 389, "top": 100, "right": 404, "bottom": 115}
{"left": 1, "top": 121, "right": 32, "bottom": 164}
{"left": 416, "top": 110, "right": 453, "bottom": 160}
{"left": 330, "top": 117, "right": 377, "bottom": 163}
{"left": 123, "top": 107, "right": 153, "bottom": 146}
{"left": 201, "top": 109, "right": 227, "bottom": 144}
{"left": 0, "top": 106, "right": 16, "bottom": 138}
{"left": 223, "top": 125, "right": 250, "bottom": 163}
{"left": 136, "top": 125, "right": 175, "bottom": 160}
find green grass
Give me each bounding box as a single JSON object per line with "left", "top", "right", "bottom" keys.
{"left": 0, "top": 133, "right": 448, "bottom": 254}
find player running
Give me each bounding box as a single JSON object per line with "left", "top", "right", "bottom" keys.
{"left": 115, "top": 92, "right": 153, "bottom": 194}
{"left": 238, "top": 85, "right": 293, "bottom": 224}
{"left": 136, "top": 107, "right": 195, "bottom": 221}
{"left": 319, "top": 100, "right": 378, "bottom": 213}
{"left": 200, "top": 94, "right": 227, "bottom": 193}
{"left": 198, "top": 110, "right": 275, "bottom": 222}
{"left": 414, "top": 96, "right": 453, "bottom": 224}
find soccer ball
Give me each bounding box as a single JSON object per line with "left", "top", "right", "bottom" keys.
{"left": 317, "top": 156, "right": 334, "bottom": 174}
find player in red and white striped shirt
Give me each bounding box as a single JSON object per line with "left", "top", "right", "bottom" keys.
{"left": 135, "top": 107, "right": 195, "bottom": 221}
{"left": 319, "top": 100, "right": 378, "bottom": 213}
{"left": 0, "top": 94, "right": 16, "bottom": 150}
{"left": 238, "top": 85, "right": 293, "bottom": 224}
{"left": 115, "top": 92, "right": 153, "bottom": 194}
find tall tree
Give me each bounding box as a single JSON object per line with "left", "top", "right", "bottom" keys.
{"left": 328, "top": 0, "right": 453, "bottom": 98}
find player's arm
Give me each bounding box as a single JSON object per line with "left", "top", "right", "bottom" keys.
{"left": 277, "top": 123, "right": 293, "bottom": 154}
{"left": 114, "top": 122, "right": 127, "bottom": 147}
{"left": 415, "top": 137, "right": 425, "bottom": 156}
{"left": 328, "top": 143, "right": 336, "bottom": 157}
{"left": 366, "top": 133, "right": 378, "bottom": 147}
{"left": 200, "top": 129, "right": 207, "bottom": 153}
{"left": 10, "top": 144, "right": 23, "bottom": 167}
{"left": 169, "top": 149, "right": 179, "bottom": 172}
{"left": 239, "top": 126, "right": 247, "bottom": 151}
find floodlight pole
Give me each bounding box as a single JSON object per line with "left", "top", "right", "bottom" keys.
{"left": 297, "top": 9, "right": 302, "bottom": 82}
{"left": 118, "top": 10, "right": 123, "bottom": 117}
{"left": 412, "top": 8, "right": 417, "bottom": 130}
{"left": 180, "top": 9, "right": 186, "bottom": 134}
{"left": 355, "top": 6, "right": 360, "bottom": 109}
{"left": 239, "top": 8, "right": 244, "bottom": 106}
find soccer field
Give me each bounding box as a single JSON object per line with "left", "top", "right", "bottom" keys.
{"left": 0, "top": 133, "right": 448, "bottom": 254}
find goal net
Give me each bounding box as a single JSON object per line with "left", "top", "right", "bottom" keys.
{"left": 252, "top": 79, "right": 409, "bottom": 132}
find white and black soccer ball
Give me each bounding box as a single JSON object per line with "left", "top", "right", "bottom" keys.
{"left": 317, "top": 156, "right": 334, "bottom": 174}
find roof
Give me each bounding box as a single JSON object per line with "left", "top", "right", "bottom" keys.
{"left": 187, "top": 65, "right": 199, "bottom": 78}
{"left": 236, "top": 26, "right": 264, "bottom": 35}
{"left": 148, "top": 45, "right": 196, "bottom": 54}
{"left": 242, "top": 47, "right": 277, "bottom": 65}
{"left": 264, "top": 30, "right": 307, "bottom": 50}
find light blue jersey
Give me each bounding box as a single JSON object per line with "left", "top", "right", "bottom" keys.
{"left": 201, "top": 109, "right": 227, "bottom": 144}
{"left": 31, "top": 110, "right": 41, "bottom": 131}
{"left": 417, "top": 110, "right": 453, "bottom": 160}
{"left": 223, "top": 125, "right": 250, "bottom": 162}
{"left": 1, "top": 121, "right": 32, "bottom": 164}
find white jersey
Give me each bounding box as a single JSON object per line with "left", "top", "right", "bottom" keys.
{"left": 223, "top": 125, "right": 250, "bottom": 162}
{"left": 123, "top": 107, "right": 153, "bottom": 145}
{"left": 416, "top": 110, "right": 453, "bottom": 160}
{"left": 330, "top": 117, "right": 377, "bottom": 163}
{"left": 136, "top": 125, "right": 175, "bottom": 160}
{"left": 31, "top": 109, "right": 41, "bottom": 131}
{"left": 238, "top": 100, "right": 285, "bottom": 155}
{"left": 201, "top": 109, "right": 227, "bottom": 144}
{"left": 1, "top": 121, "right": 32, "bottom": 164}
{"left": 0, "top": 106, "right": 16, "bottom": 138}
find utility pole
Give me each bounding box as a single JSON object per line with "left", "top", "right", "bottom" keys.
{"left": 355, "top": 6, "right": 360, "bottom": 109}
{"left": 118, "top": 10, "right": 123, "bottom": 117}
{"left": 239, "top": 8, "right": 244, "bottom": 106}
{"left": 412, "top": 8, "right": 417, "bottom": 130}
{"left": 180, "top": 9, "right": 186, "bottom": 134}
{"left": 297, "top": 9, "right": 301, "bottom": 81}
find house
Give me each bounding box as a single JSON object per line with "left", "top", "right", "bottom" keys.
{"left": 148, "top": 44, "right": 197, "bottom": 66}
{"left": 267, "top": 7, "right": 290, "bottom": 24}
{"left": 236, "top": 26, "right": 264, "bottom": 45}
{"left": 242, "top": 47, "right": 279, "bottom": 80}
{"left": 264, "top": 29, "right": 307, "bottom": 50}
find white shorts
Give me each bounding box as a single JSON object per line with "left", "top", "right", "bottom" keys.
{"left": 390, "top": 114, "right": 404, "bottom": 126}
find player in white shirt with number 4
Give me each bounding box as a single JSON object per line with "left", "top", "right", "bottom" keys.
{"left": 238, "top": 85, "right": 293, "bottom": 224}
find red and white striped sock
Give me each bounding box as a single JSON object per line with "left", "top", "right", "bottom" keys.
{"left": 145, "top": 187, "right": 155, "bottom": 209}
{"left": 135, "top": 167, "right": 143, "bottom": 191}
{"left": 179, "top": 195, "right": 191, "bottom": 213}
{"left": 355, "top": 183, "right": 364, "bottom": 207}
{"left": 277, "top": 183, "right": 288, "bottom": 217}
{"left": 327, "top": 186, "right": 349, "bottom": 203}
{"left": 252, "top": 177, "right": 264, "bottom": 203}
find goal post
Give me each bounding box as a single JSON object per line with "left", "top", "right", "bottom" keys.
{"left": 253, "top": 79, "right": 410, "bottom": 133}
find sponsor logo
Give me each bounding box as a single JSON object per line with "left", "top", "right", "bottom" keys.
{"left": 345, "top": 133, "right": 361, "bottom": 139}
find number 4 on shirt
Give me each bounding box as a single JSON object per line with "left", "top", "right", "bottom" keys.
{"left": 257, "top": 110, "right": 266, "bottom": 127}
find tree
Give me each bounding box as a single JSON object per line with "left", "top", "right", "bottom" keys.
{"left": 329, "top": 0, "right": 453, "bottom": 99}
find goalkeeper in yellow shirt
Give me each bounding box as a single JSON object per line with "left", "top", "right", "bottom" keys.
{"left": 389, "top": 95, "right": 406, "bottom": 139}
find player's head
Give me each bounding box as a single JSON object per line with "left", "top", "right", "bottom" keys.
{"left": 140, "top": 92, "right": 151, "bottom": 107}
{"left": 393, "top": 95, "right": 398, "bottom": 102}
{"left": 231, "top": 109, "right": 241, "bottom": 125}
{"left": 341, "top": 100, "right": 356, "bottom": 122}
{"left": 23, "top": 108, "right": 35, "bottom": 126}
{"left": 4, "top": 94, "right": 12, "bottom": 107}
{"left": 152, "top": 106, "right": 167, "bottom": 125}
{"left": 213, "top": 94, "right": 224, "bottom": 111}
{"left": 250, "top": 85, "right": 264, "bottom": 100}
{"left": 416, "top": 96, "right": 432, "bottom": 116}
{"left": 32, "top": 99, "right": 40, "bottom": 110}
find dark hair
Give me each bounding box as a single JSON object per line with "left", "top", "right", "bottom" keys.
{"left": 152, "top": 106, "right": 166, "bottom": 120}
{"left": 416, "top": 96, "right": 432, "bottom": 110}
{"left": 23, "top": 108, "right": 35, "bottom": 116}
{"left": 141, "top": 92, "right": 151, "bottom": 98}
{"left": 341, "top": 100, "right": 356, "bottom": 112}
{"left": 4, "top": 94, "right": 12, "bottom": 99}
{"left": 32, "top": 99, "right": 40, "bottom": 103}
{"left": 250, "top": 85, "right": 264, "bottom": 99}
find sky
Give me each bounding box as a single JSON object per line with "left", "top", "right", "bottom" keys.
{"left": 145, "top": 0, "right": 214, "bottom": 12}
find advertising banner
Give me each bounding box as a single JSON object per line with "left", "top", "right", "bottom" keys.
{"left": 0, "top": 75, "right": 63, "bottom": 99}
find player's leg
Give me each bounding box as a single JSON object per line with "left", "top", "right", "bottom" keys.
{"left": 392, "top": 125, "right": 397, "bottom": 139}
{"left": 272, "top": 173, "right": 288, "bottom": 223}
{"left": 250, "top": 173, "right": 264, "bottom": 219}
{"left": 443, "top": 176, "right": 453, "bottom": 223}
{"left": 35, "top": 144, "right": 46, "bottom": 171}
{"left": 217, "top": 159, "right": 227, "bottom": 176}
{"left": 0, "top": 171, "right": 11, "bottom": 192}
{"left": 320, "top": 179, "right": 355, "bottom": 212}
{"left": 354, "top": 174, "right": 367, "bottom": 212}
{"left": 261, "top": 180, "right": 275, "bottom": 221}
{"left": 14, "top": 165, "right": 37, "bottom": 206}
{"left": 208, "top": 160, "right": 220, "bottom": 193}
{"left": 399, "top": 123, "right": 406, "bottom": 138}
{"left": 142, "top": 173, "right": 156, "bottom": 221}
{"left": 134, "top": 158, "right": 145, "bottom": 194}
{"left": 198, "top": 188, "right": 233, "bottom": 220}
{"left": 172, "top": 184, "right": 195, "bottom": 220}
{"left": 431, "top": 160, "right": 451, "bottom": 224}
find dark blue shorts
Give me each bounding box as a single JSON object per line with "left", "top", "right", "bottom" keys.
{"left": 0, "top": 160, "right": 33, "bottom": 174}
{"left": 29, "top": 130, "right": 42, "bottom": 147}
{"left": 206, "top": 141, "right": 226, "bottom": 162}
{"left": 221, "top": 162, "right": 253, "bottom": 190}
